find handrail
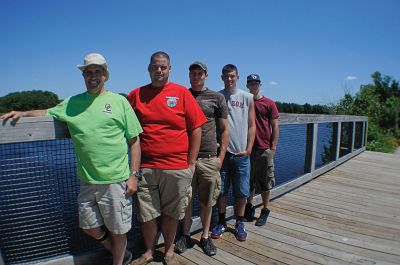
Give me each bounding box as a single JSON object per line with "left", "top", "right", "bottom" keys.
{"left": 0, "top": 114, "right": 367, "bottom": 144}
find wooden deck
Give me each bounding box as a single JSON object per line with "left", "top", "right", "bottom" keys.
{"left": 157, "top": 151, "right": 400, "bottom": 265}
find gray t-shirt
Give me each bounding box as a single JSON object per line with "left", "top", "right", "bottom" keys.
{"left": 190, "top": 88, "right": 228, "bottom": 155}
{"left": 220, "top": 88, "right": 253, "bottom": 154}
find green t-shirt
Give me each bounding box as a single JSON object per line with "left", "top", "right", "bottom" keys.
{"left": 46, "top": 91, "right": 142, "bottom": 184}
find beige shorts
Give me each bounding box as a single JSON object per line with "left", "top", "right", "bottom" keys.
{"left": 192, "top": 156, "right": 221, "bottom": 207}
{"left": 78, "top": 180, "right": 132, "bottom": 235}
{"left": 250, "top": 149, "right": 276, "bottom": 192}
{"left": 134, "top": 168, "right": 193, "bottom": 222}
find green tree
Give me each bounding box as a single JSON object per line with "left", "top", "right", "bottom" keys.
{"left": 334, "top": 72, "right": 400, "bottom": 152}
{"left": 0, "top": 90, "right": 61, "bottom": 113}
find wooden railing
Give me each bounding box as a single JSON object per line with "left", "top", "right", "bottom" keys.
{"left": 0, "top": 114, "right": 368, "bottom": 265}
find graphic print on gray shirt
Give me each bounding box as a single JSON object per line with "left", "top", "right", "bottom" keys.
{"left": 220, "top": 89, "right": 253, "bottom": 154}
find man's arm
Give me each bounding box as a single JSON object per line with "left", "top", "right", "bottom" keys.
{"left": 236, "top": 100, "right": 256, "bottom": 156}
{"left": 125, "top": 136, "right": 141, "bottom": 196}
{"left": 269, "top": 118, "right": 279, "bottom": 156}
{"left": 216, "top": 118, "right": 229, "bottom": 168}
{"left": 187, "top": 127, "right": 202, "bottom": 173}
{"left": 1, "top": 110, "right": 47, "bottom": 125}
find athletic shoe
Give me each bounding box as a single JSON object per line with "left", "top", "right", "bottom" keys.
{"left": 255, "top": 208, "right": 270, "bottom": 226}
{"left": 174, "top": 235, "right": 193, "bottom": 254}
{"left": 234, "top": 221, "right": 247, "bottom": 241}
{"left": 244, "top": 203, "right": 255, "bottom": 221}
{"left": 211, "top": 224, "right": 226, "bottom": 239}
{"left": 200, "top": 237, "right": 217, "bottom": 256}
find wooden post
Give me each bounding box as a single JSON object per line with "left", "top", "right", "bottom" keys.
{"left": 351, "top": 121, "right": 356, "bottom": 152}
{"left": 310, "top": 123, "right": 318, "bottom": 172}
{"left": 335, "top": 122, "right": 342, "bottom": 160}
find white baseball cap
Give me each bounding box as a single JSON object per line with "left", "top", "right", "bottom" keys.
{"left": 77, "top": 53, "right": 109, "bottom": 81}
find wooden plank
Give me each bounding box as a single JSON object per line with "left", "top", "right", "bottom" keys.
{"left": 190, "top": 233, "right": 258, "bottom": 265}
{"left": 0, "top": 116, "right": 69, "bottom": 144}
{"left": 284, "top": 192, "right": 399, "bottom": 220}
{"left": 215, "top": 229, "right": 316, "bottom": 265}
{"left": 270, "top": 201, "right": 400, "bottom": 240}
{"left": 265, "top": 220, "right": 400, "bottom": 264}
{"left": 297, "top": 183, "right": 400, "bottom": 209}
{"left": 286, "top": 189, "right": 400, "bottom": 227}
{"left": 226, "top": 221, "right": 347, "bottom": 265}
{"left": 245, "top": 220, "right": 394, "bottom": 265}
{"left": 0, "top": 115, "right": 367, "bottom": 144}
{"left": 267, "top": 207, "right": 400, "bottom": 254}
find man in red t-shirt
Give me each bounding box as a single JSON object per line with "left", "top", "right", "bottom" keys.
{"left": 245, "top": 74, "right": 280, "bottom": 227}
{"left": 128, "top": 51, "right": 206, "bottom": 264}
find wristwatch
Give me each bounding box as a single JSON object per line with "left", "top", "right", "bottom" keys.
{"left": 130, "top": 170, "right": 142, "bottom": 180}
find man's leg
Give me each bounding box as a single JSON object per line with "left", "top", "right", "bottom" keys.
{"left": 232, "top": 155, "right": 250, "bottom": 241}
{"left": 234, "top": 197, "right": 247, "bottom": 218}
{"left": 200, "top": 203, "right": 212, "bottom": 236}
{"left": 110, "top": 233, "right": 127, "bottom": 265}
{"left": 261, "top": 190, "right": 271, "bottom": 209}
{"left": 174, "top": 199, "right": 194, "bottom": 254}
{"left": 83, "top": 227, "right": 112, "bottom": 252}
{"left": 159, "top": 168, "right": 192, "bottom": 259}
{"left": 161, "top": 214, "right": 179, "bottom": 257}
{"left": 140, "top": 219, "right": 158, "bottom": 260}
{"left": 255, "top": 149, "right": 275, "bottom": 226}
{"left": 181, "top": 199, "right": 193, "bottom": 235}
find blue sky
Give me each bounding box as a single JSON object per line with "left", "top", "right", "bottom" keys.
{"left": 1, "top": 0, "right": 399, "bottom": 105}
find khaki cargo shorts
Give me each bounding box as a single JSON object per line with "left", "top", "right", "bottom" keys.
{"left": 192, "top": 156, "right": 221, "bottom": 207}
{"left": 78, "top": 180, "right": 132, "bottom": 235}
{"left": 134, "top": 168, "right": 193, "bottom": 222}
{"left": 250, "top": 149, "right": 276, "bottom": 192}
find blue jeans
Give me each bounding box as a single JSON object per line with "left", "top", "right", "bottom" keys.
{"left": 220, "top": 153, "right": 250, "bottom": 198}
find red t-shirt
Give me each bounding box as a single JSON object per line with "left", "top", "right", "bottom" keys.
{"left": 254, "top": 96, "right": 279, "bottom": 150}
{"left": 128, "top": 82, "right": 207, "bottom": 169}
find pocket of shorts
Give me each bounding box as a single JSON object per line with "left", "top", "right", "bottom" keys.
{"left": 120, "top": 198, "right": 132, "bottom": 223}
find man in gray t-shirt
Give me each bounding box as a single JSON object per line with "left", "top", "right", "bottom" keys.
{"left": 174, "top": 61, "right": 229, "bottom": 256}
{"left": 211, "top": 64, "right": 256, "bottom": 242}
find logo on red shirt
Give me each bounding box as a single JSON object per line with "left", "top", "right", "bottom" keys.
{"left": 166, "top": 96, "right": 179, "bottom": 108}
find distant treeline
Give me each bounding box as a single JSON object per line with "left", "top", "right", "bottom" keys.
{"left": 275, "top": 102, "right": 330, "bottom": 114}
{"left": 0, "top": 90, "right": 331, "bottom": 115}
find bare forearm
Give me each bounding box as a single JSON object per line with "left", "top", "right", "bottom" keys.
{"left": 24, "top": 110, "right": 48, "bottom": 117}
{"left": 128, "top": 137, "right": 141, "bottom": 172}
{"left": 188, "top": 127, "right": 202, "bottom": 165}
{"left": 217, "top": 119, "right": 229, "bottom": 160}
{"left": 246, "top": 100, "right": 256, "bottom": 153}
{"left": 270, "top": 120, "right": 279, "bottom": 150}
{"left": 246, "top": 124, "right": 256, "bottom": 152}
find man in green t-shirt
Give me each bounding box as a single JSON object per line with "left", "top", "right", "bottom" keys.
{"left": 1, "top": 53, "right": 142, "bottom": 265}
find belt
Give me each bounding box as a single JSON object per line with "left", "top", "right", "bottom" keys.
{"left": 197, "top": 153, "right": 217, "bottom": 158}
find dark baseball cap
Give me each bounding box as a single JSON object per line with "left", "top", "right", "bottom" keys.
{"left": 247, "top": 74, "right": 261, "bottom": 83}
{"left": 189, "top": 61, "right": 207, "bottom": 72}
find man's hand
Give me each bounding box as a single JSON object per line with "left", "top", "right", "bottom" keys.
{"left": 269, "top": 148, "right": 277, "bottom": 157}
{"left": 235, "top": 150, "right": 251, "bottom": 157}
{"left": 189, "top": 162, "right": 196, "bottom": 174}
{"left": 216, "top": 156, "right": 224, "bottom": 169}
{"left": 125, "top": 175, "right": 138, "bottom": 196}
{"left": 1, "top": 111, "right": 25, "bottom": 126}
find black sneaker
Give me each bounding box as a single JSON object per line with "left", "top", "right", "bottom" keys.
{"left": 200, "top": 237, "right": 217, "bottom": 256}
{"left": 244, "top": 203, "right": 255, "bottom": 221}
{"left": 174, "top": 235, "right": 193, "bottom": 254}
{"left": 255, "top": 208, "right": 270, "bottom": 226}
